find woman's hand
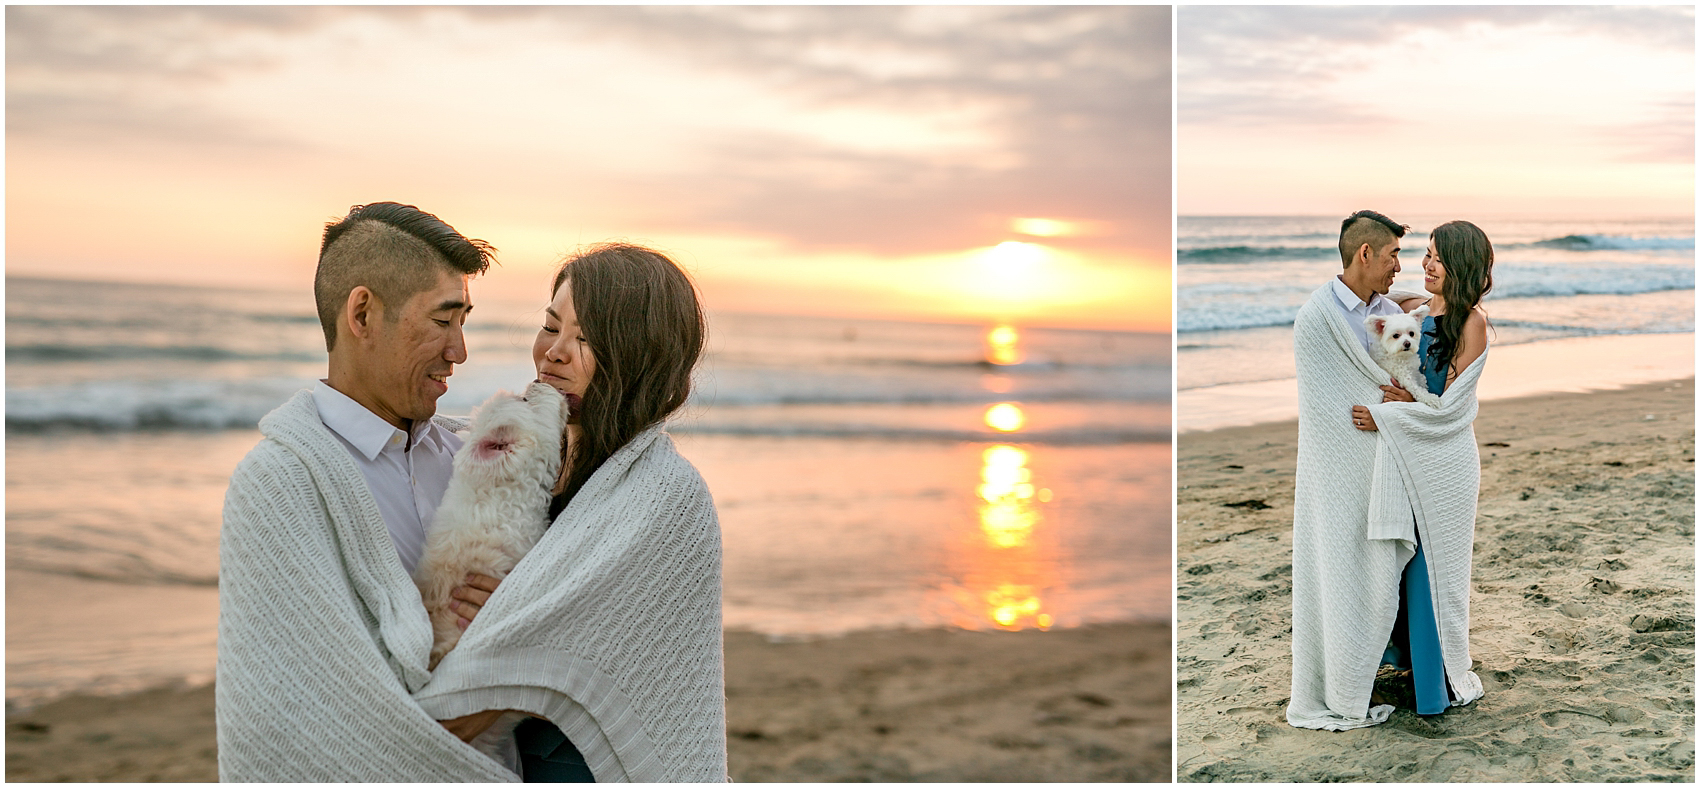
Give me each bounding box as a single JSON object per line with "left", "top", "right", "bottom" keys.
{"left": 1381, "top": 379, "right": 1416, "bottom": 403}
{"left": 449, "top": 573, "right": 502, "bottom": 630}
{"left": 1351, "top": 405, "right": 1378, "bottom": 432}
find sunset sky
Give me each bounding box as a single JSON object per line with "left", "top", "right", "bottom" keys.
{"left": 6, "top": 6, "right": 1172, "bottom": 331}
{"left": 1179, "top": 6, "right": 1694, "bottom": 217}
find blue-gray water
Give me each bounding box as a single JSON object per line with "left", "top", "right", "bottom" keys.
{"left": 1177, "top": 215, "right": 1694, "bottom": 392}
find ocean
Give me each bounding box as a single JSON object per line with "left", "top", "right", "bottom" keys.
{"left": 1178, "top": 215, "right": 1695, "bottom": 429}
{"left": 4, "top": 275, "right": 1171, "bottom": 708}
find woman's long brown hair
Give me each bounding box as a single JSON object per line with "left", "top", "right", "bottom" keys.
{"left": 1425, "top": 220, "right": 1494, "bottom": 379}
{"left": 546, "top": 243, "right": 706, "bottom": 518}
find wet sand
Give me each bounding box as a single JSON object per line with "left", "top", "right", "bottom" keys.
{"left": 1181, "top": 332, "right": 1695, "bottom": 433}
{"left": 5, "top": 622, "right": 1170, "bottom": 782}
{"left": 1177, "top": 378, "right": 1695, "bottom": 781}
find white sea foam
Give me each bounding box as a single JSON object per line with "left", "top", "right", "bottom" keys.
{"left": 1179, "top": 263, "right": 1694, "bottom": 333}
{"left": 7, "top": 276, "right": 1170, "bottom": 433}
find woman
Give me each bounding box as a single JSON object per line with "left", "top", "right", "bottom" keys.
{"left": 430, "top": 243, "right": 724, "bottom": 781}
{"left": 1351, "top": 220, "right": 1493, "bottom": 716}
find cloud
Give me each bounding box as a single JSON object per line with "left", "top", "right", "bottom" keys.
{"left": 5, "top": 6, "right": 335, "bottom": 81}
{"left": 446, "top": 6, "right": 1173, "bottom": 253}
{"left": 1605, "top": 96, "right": 1697, "bottom": 164}
{"left": 1180, "top": 5, "right": 1694, "bottom": 128}
{"left": 5, "top": 89, "right": 312, "bottom": 155}
{"left": 587, "top": 6, "right": 1173, "bottom": 254}
{"left": 7, "top": 6, "right": 1171, "bottom": 259}
{"left": 1182, "top": 5, "right": 1692, "bottom": 59}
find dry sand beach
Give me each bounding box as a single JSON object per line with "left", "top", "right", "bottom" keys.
{"left": 1177, "top": 379, "right": 1695, "bottom": 781}
{"left": 5, "top": 622, "right": 1168, "bottom": 782}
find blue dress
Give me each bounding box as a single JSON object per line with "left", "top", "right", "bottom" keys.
{"left": 1386, "top": 315, "right": 1451, "bottom": 715}
{"left": 515, "top": 717, "right": 594, "bottom": 782}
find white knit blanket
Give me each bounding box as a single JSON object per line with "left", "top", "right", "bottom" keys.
{"left": 1366, "top": 337, "right": 1487, "bottom": 712}
{"left": 218, "top": 391, "right": 727, "bottom": 781}
{"left": 1286, "top": 284, "right": 1484, "bottom": 730}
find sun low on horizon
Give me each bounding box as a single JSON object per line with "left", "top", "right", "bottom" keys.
{"left": 5, "top": 6, "right": 1172, "bottom": 333}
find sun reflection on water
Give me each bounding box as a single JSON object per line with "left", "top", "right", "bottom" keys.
{"left": 984, "top": 402, "right": 1025, "bottom": 432}
{"left": 987, "top": 584, "right": 1053, "bottom": 629}
{"left": 979, "top": 444, "right": 1037, "bottom": 548}
{"left": 986, "top": 324, "right": 1023, "bottom": 366}
{"left": 951, "top": 443, "right": 1057, "bottom": 631}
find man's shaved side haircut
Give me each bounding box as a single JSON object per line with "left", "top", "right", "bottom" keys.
{"left": 313, "top": 202, "right": 496, "bottom": 351}
{"left": 1338, "top": 209, "right": 1408, "bottom": 269}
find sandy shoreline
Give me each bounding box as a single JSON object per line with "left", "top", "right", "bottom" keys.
{"left": 1177, "top": 378, "right": 1695, "bottom": 781}
{"left": 5, "top": 621, "right": 1169, "bottom": 782}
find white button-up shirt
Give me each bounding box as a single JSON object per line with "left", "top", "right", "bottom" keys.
{"left": 1331, "top": 275, "right": 1405, "bottom": 354}
{"left": 312, "top": 380, "right": 462, "bottom": 575}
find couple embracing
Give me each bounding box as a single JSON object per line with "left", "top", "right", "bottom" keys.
{"left": 1288, "top": 209, "right": 1495, "bottom": 730}
{"left": 216, "top": 203, "right": 726, "bottom": 780}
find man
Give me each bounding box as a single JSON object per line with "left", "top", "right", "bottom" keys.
{"left": 1330, "top": 210, "right": 1408, "bottom": 356}
{"left": 1285, "top": 209, "right": 1418, "bottom": 731}
{"left": 216, "top": 202, "right": 517, "bottom": 779}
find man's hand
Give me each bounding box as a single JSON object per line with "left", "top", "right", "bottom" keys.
{"left": 439, "top": 708, "right": 511, "bottom": 743}
{"left": 1381, "top": 379, "right": 1416, "bottom": 403}
{"left": 1351, "top": 405, "right": 1378, "bottom": 432}
{"left": 449, "top": 573, "right": 501, "bottom": 630}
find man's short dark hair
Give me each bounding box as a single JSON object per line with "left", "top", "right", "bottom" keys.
{"left": 313, "top": 202, "right": 495, "bottom": 351}
{"left": 1338, "top": 209, "right": 1408, "bottom": 269}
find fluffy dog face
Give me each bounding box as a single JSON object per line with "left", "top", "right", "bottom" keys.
{"left": 1366, "top": 304, "right": 1430, "bottom": 359}
{"left": 456, "top": 381, "right": 570, "bottom": 485}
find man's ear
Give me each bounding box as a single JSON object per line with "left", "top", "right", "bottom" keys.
{"left": 344, "top": 286, "right": 382, "bottom": 343}
{"left": 1355, "top": 243, "right": 1372, "bottom": 267}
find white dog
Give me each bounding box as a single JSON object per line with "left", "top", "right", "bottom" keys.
{"left": 414, "top": 380, "right": 569, "bottom": 763}
{"left": 1364, "top": 304, "right": 1441, "bottom": 408}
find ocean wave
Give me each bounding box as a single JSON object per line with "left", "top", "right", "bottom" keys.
{"left": 1178, "top": 311, "right": 1301, "bottom": 334}
{"left": 5, "top": 343, "right": 326, "bottom": 364}
{"left": 6, "top": 372, "right": 1172, "bottom": 433}
{"left": 5, "top": 379, "right": 308, "bottom": 432}
{"left": 1179, "top": 264, "right": 1693, "bottom": 333}
{"left": 1525, "top": 234, "right": 1694, "bottom": 251}
{"left": 1490, "top": 263, "right": 1694, "bottom": 298}
{"left": 695, "top": 366, "right": 1171, "bottom": 408}
{"left": 673, "top": 422, "right": 1170, "bottom": 445}
{"left": 1178, "top": 245, "right": 1335, "bottom": 264}
{"left": 1178, "top": 233, "right": 1694, "bottom": 262}
{"left": 1176, "top": 295, "right": 1309, "bottom": 333}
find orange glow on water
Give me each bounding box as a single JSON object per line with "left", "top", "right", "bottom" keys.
{"left": 978, "top": 445, "right": 1037, "bottom": 549}
{"left": 987, "top": 583, "right": 1046, "bottom": 628}
{"left": 984, "top": 403, "right": 1025, "bottom": 432}
{"left": 986, "top": 324, "right": 1022, "bottom": 365}
{"left": 943, "top": 443, "right": 1057, "bottom": 631}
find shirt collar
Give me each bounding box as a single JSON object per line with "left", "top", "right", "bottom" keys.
{"left": 1332, "top": 275, "right": 1389, "bottom": 313}
{"left": 412, "top": 416, "right": 454, "bottom": 454}
{"left": 312, "top": 380, "right": 410, "bottom": 461}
